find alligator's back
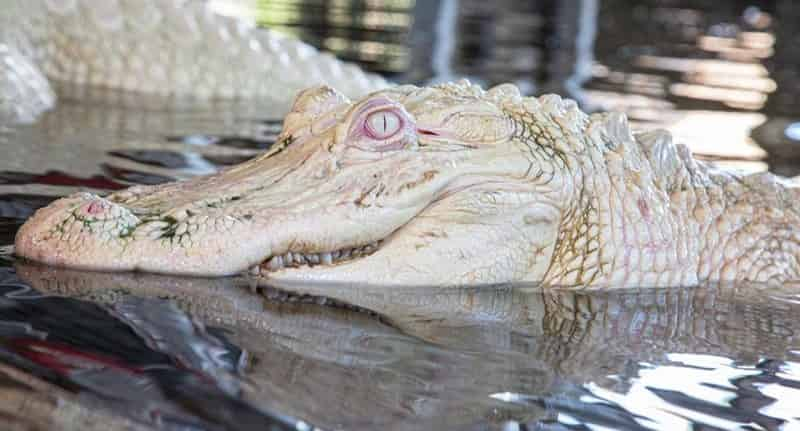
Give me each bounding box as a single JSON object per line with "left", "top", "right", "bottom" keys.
{"left": 636, "top": 129, "right": 800, "bottom": 284}
{"left": 0, "top": 0, "right": 389, "bottom": 122}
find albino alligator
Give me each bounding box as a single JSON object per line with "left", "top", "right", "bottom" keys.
{"left": 0, "top": 0, "right": 388, "bottom": 122}
{"left": 14, "top": 80, "right": 800, "bottom": 288}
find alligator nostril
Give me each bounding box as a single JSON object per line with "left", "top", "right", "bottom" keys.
{"left": 85, "top": 200, "right": 107, "bottom": 215}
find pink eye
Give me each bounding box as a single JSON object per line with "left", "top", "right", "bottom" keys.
{"left": 365, "top": 109, "right": 402, "bottom": 139}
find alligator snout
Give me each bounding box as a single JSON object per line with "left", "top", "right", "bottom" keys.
{"left": 15, "top": 193, "right": 141, "bottom": 268}
{"left": 16, "top": 191, "right": 302, "bottom": 277}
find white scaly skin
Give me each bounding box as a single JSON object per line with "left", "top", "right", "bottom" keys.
{"left": 0, "top": 0, "right": 388, "bottom": 122}
{"left": 14, "top": 80, "right": 800, "bottom": 288}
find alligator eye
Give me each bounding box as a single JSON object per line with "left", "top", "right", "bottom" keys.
{"left": 365, "top": 110, "right": 402, "bottom": 139}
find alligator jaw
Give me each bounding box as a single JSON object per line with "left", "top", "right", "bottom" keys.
{"left": 250, "top": 240, "right": 382, "bottom": 275}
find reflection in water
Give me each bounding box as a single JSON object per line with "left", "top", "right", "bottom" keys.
{"left": 3, "top": 260, "right": 799, "bottom": 430}
{"left": 581, "top": 354, "right": 799, "bottom": 429}
{"left": 0, "top": 263, "right": 311, "bottom": 431}
{"left": 0, "top": 170, "right": 128, "bottom": 190}
{"left": 108, "top": 150, "right": 194, "bottom": 170}
{"left": 0, "top": 194, "right": 57, "bottom": 220}
{"left": 214, "top": 136, "right": 277, "bottom": 151}
{"left": 786, "top": 123, "right": 800, "bottom": 141}
{"left": 100, "top": 163, "right": 176, "bottom": 185}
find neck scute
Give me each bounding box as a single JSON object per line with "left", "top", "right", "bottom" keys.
{"left": 545, "top": 113, "right": 698, "bottom": 287}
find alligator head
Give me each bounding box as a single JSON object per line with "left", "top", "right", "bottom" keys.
{"left": 17, "top": 80, "right": 800, "bottom": 287}
{"left": 16, "top": 81, "right": 589, "bottom": 285}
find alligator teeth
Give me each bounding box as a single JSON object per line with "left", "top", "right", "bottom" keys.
{"left": 253, "top": 241, "right": 382, "bottom": 275}
{"left": 267, "top": 255, "right": 283, "bottom": 270}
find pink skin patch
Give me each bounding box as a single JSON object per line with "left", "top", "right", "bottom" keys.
{"left": 637, "top": 198, "right": 650, "bottom": 220}
{"left": 417, "top": 128, "right": 440, "bottom": 136}
{"left": 85, "top": 200, "right": 106, "bottom": 216}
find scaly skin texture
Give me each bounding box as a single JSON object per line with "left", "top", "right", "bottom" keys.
{"left": 14, "top": 80, "right": 800, "bottom": 288}
{"left": 0, "top": 0, "right": 388, "bottom": 122}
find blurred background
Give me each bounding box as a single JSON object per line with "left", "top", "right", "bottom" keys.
{"left": 212, "top": 0, "right": 800, "bottom": 174}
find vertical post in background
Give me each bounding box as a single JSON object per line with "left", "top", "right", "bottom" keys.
{"left": 763, "top": 0, "right": 800, "bottom": 118}
{"left": 539, "top": 0, "right": 598, "bottom": 105}
{"left": 751, "top": 0, "right": 800, "bottom": 175}
{"left": 406, "top": 0, "right": 599, "bottom": 106}
{"left": 405, "top": 0, "right": 459, "bottom": 85}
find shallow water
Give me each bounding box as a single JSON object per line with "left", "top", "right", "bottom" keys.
{"left": 1, "top": 88, "right": 800, "bottom": 431}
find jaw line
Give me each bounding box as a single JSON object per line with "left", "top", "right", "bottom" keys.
{"left": 256, "top": 251, "right": 380, "bottom": 284}
{"left": 250, "top": 238, "right": 385, "bottom": 278}
{"left": 252, "top": 221, "right": 417, "bottom": 285}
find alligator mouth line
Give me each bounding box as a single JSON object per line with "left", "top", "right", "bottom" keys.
{"left": 250, "top": 240, "right": 383, "bottom": 275}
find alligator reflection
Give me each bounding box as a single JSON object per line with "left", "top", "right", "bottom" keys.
{"left": 7, "top": 261, "right": 800, "bottom": 430}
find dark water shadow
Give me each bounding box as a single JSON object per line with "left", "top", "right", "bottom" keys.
{"left": 0, "top": 260, "right": 314, "bottom": 431}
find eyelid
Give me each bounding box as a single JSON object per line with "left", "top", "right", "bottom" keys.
{"left": 345, "top": 98, "right": 397, "bottom": 137}
{"left": 354, "top": 98, "right": 397, "bottom": 119}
